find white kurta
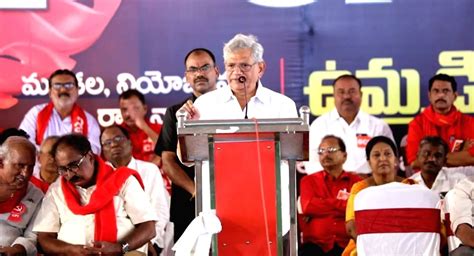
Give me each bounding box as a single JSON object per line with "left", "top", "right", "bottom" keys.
{"left": 19, "top": 103, "right": 101, "bottom": 154}
{"left": 119, "top": 157, "right": 170, "bottom": 248}
{"left": 33, "top": 176, "right": 158, "bottom": 253}
{"left": 194, "top": 82, "right": 298, "bottom": 233}
{"left": 409, "top": 166, "right": 474, "bottom": 195}
{"left": 309, "top": 109, "right": 394, "bottom": 174}
{"left": 0, "top": 183, "right": 43, "bottom": 256}
{"left": 446, "top": 176, "right": 474, "bottom": 234}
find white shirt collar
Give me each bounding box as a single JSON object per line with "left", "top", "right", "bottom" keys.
{"left": 329, "top": 108, "right": 363, "bottom": 124}
{"left": 219, "top": 81, "right": 269, "bottom": 104}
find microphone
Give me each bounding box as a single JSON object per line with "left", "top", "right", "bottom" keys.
{"left": 238, "top": 76, "right": 248, "bottom": 119}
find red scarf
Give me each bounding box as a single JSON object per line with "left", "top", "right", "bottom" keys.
{"left": 0, "top": 186, "right": 27, "bottom": 213}
{"left": 36, "top": 102, "right": 88, "bottom": 145}
{"left": 30, "top": 176, "right": 50, "bottom": 194}
{"left": 61, "top": 156, "right": 143, "bottom": 242}
{"left": 421, "top": 105, "right": 463, "bottom": 148}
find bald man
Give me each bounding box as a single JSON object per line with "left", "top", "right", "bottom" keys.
{"left": 0, "top": 136, "right": 43, "bottom": 255}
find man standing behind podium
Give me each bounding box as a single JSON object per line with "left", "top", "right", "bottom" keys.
{"left": 183, "top": 34, "right": 298, "bottom": 119}
{"left": 182, "top": 34, "right": 297, "bottom": 119}
{"left": 154, "top": 48, "right": 219, "bottom": 242}
{"left": 180, "top": 34, "right": 298, "bottom": 241}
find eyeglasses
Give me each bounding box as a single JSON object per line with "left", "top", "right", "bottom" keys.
{"left": 102, "top": 135, "right": 127, "bottom": 148}
{"left": 335, "top": 89, "right": 359, "bottom": 97}
{"left": 186, "top": 64, "right": 214, "bottom": 74}
{"left": 224, "top": 62, "right": 257, "bottom": 72}
{"left": 57, "top": 154, "right": 87, "bottom": 176}
{"left": 317, "top": 147, "right": 341, "bottom": 155}
{"left": 51, "top": 82, "right": 76, "bottom": 90}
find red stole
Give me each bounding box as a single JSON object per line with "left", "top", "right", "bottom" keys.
{"left": 36, "top": 102, "right": 88, "bottom": 145}
{"left": 30, "top": 176, "right": 50, "bottom": 194}
{"left": 0, "top": 186, "right": 27, "bottom": 213}
{"left": 61, "top": 156, "right": 143, "bottom": 242}
{"left": 421, "top": 105, "right": 463, "bottom": 148}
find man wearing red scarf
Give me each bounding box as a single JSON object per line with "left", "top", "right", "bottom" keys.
{"left": 30, "top": 136, "right": 60, "bottom": 193}
{"left": 0, "top": 136, "right": 43, "bottom": 256}
{"left": 19, "top": 69, "right": 101, "bottom": 154}
{"left": 407, "top": 74, "right": 474, "bottom": 168}
{"left": 34, "top": 134, "right": 157, "bottom": 255}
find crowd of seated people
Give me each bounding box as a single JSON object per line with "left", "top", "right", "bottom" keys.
{"left": 298, "top": 72, "right": 474, "bottom": 256}
{"left": 1, "top": 46, "right": 474, "bottom": 256}
{"left": 1, "top": 67, "right": 171, "bottom": 255}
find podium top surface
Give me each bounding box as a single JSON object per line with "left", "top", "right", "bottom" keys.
{"left": 177, "top": 118, "right": 309, "bottom": 161}
{"left": 178, "top": 118, "right": 309, "bottom": 135}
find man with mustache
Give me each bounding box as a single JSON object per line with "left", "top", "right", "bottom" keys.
{"left": 309, "top": 74, "right": 394, "bottom": 175}
{"left": 299, "top": 135, "right": 361, "bottom": 256}
{"left": 119, "top": 89, "right": 162, "bottom": 164}
{"left": 154, "top": 48, "right": 218, "bottom": 242}
{"left": 34, "top": 134, "right": 157, "bottom": 255}
{"left": 0, "top": 136, "right": 43, "bottom": 256}
{"left": 177, "top": 34, "right": 298, "bottom": 253}
{"left": 405, "top": 136, "right": 473, "bottom": 194}
{"left": 101, "top": 125, "right": 169, "bottom": 255}
{"left": 407, "top": 74, "right": 474, "bottom": 168}
{"left": 19, "top": 69, "right": 101, "bottom": 154}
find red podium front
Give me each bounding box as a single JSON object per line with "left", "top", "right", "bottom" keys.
{"left": 178, "top": 115, "right": 309, "bottom": 256}
{"left": 213, "top": 135, "right": 279, "bottom": 255}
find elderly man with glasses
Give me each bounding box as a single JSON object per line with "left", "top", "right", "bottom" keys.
{"left": 101, "top": 125, "right": 169, "bottom": 255}
{"left": 299, "top": 135, "right": 361, "bottom": 256}
{"left": 33, "top": 134, "right": 157, "bottom": 255}
{"left": 181, "top": 34, "right": 296, "bottom": 120}
{"left": 177, "top": 34, "right": 298, "bottom": 253}
{"left": 0, "top": 136, "right": 43, "bottom": 256}
{"left": 19, "top": 69, "right": 101, "bottom": 154}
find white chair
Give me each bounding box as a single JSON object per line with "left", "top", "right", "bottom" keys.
{"left": 354, "top": 182, "right": 441, "bottom": 256}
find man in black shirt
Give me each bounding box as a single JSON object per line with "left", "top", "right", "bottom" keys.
{"left": 154, "top": 48, "right": 219, "bottom": 242}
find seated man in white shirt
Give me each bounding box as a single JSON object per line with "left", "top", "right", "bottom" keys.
{"left": 446, "top": 176, "right": 474, "bottom": 255}
{"left": 101, "top": 125, "right": 170, "bottom": 255}
{"left": 405, "top": 136, "right": 474, "bottom": 195}
{"left": 308, "top": 74, "right": 394, "bottom": 175}
{"left": 34, "top": 134, "right": 157, "bottom": 255}
{"left": 0, "top": 136, "right": 43, "bottom": 256}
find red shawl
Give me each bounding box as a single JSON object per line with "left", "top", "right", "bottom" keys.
{"left": 36, "top": 102, "right": 88, "bottom": 145}
{"left": 421, "top": 105, "right": 463, "bottom": 148}
{"left": 61, "top": 156, "right": 143, "bottom": 242}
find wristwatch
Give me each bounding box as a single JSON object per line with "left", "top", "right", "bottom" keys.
{"left": 121, "top": 242, "right": 130, "bottom": 254}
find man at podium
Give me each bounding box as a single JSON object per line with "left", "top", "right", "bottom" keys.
{"left": 178, "top": 33, "right": 298, "bottom": 255}
{"left": 181, "top": 33, "right": 297, "bottom": 120}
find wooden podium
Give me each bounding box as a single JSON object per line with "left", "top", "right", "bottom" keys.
{"left": 177, "top": 107, "right": 309, "bottom": 256}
